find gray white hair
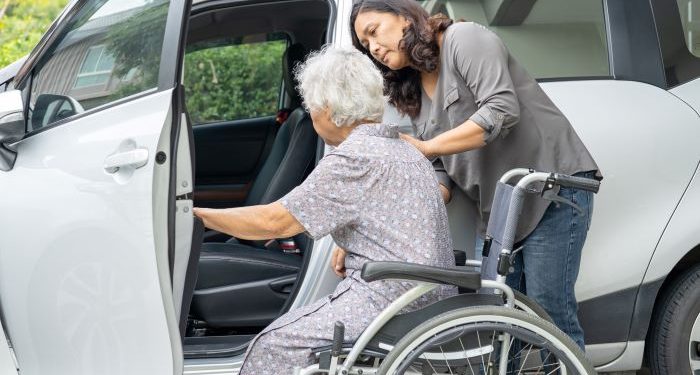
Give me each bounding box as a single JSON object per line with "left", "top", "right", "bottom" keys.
{"left": 295, "top": 46, "right": 386, "bottom": 127}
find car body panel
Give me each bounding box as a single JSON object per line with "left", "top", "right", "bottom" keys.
{"left": 0, "top": 90, "right": 176, "bottom": 375}
{"left": 0, "top": 324, "right": 18, "bottom": 375}
{"left": 540, "top": 79, "right": 700, "bottom": 301}
{"left": 643, "top": 159, "right": 700, "bottom": 284}
{"left": 643, "top": 77, "right": 700, "bottom": 281}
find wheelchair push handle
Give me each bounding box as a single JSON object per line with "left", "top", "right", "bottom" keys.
{"left": 552, "top": 173, "right": 600, "bottom": 193}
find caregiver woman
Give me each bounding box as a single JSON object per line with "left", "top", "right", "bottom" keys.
{"left": 350, "top": 0, "right": 602, "bottom": 349}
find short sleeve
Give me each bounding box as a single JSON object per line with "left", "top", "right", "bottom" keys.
{"left": 450, "top": 23, "right": 520, "bottom": 144}
{"left": 279, "top": 153, "right": 368, "bottom": 239}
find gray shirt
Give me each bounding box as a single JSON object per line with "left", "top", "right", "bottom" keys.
{"left": 414, "top": 22, "right": 601, "bottom": 241}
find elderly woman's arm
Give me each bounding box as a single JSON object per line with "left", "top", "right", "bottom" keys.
{"left": 193, "top": 202, "right": 305, "bottom": 240}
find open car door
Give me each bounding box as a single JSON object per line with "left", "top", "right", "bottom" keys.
{"left": 0, "top": 0, "right": 192, "bottom": 374}
{"left": 0, "top": 323, "right": 17, "bottom": 375}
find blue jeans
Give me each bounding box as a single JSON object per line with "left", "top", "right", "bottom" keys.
{"left": 476, "top": 171, "right": 595, "bottom": 350}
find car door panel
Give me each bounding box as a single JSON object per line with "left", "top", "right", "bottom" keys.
{"left": 0, "top": 324, "right": 17, "bottom": 375}
{"left": 0, "top": 90, "right": 177, "bottom": 375}
{"left": 193, "top": 116, "right": 277, "bottom": 208}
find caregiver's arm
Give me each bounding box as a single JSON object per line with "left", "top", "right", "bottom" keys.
{"left": 193, "top": 203, "right": 304, "bottom": 240}
{"left": 401, "top": 121, "right": 486, "bottom": 159}
{"left": 402, "top": 24, "right": 522, "bottom": 159}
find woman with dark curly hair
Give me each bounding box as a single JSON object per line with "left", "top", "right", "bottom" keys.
{"left": 346, "top": 0, "right": 602, "bottom": 350}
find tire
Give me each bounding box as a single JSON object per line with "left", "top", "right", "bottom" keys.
{"left": 646, "top": 264, "right": 700, "bottom": 375}
{"left": 512, "top": 289, "right": 554, "bottom": 322}
{"left": 378, "top": 305, "right": 596, "bottom": 375}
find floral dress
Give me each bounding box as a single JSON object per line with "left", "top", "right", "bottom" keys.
{"left": 239, "top": 123, "right": 456, "bottom": 374}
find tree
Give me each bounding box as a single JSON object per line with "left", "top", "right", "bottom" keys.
{"left": 104, "top": 1, "right": 169, "bottom": 99}
{"left": 0, "top": 0, "right": 70, "bottom": 67}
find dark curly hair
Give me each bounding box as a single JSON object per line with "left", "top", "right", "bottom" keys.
{"left": 350, "top": 0, "right": 453, "bottom": 118}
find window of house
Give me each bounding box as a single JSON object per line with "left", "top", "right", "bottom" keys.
{"left": 184, "top": 33, "right": 287, "bottom": 125}
{"left": 74, "top": 45, "right": 116, "bottom": 89}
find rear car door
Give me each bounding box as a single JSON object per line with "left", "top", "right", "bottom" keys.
{"left": 0, "top": 0, "right": 192, "bottom": 374}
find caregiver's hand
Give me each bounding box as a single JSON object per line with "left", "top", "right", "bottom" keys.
{"left": 331, "top": 246, "right": 347, "bottom": 278}
{"left": 399, "top": 133, "right": 436, "bottom": 159}
{"left": 401, "top": 120, "right": 487, "bottom": 158}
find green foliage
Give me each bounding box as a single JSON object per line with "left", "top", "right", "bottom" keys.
{"left": 184, "top": 40, "right": 286, "bottom": 124}
{"left": 0, "top": 0, "right": 70, "bottom": 67}
{"left": 1, "top": 0, "right": 287, "bottom": 125}
{"left": 104, "top": 1, "right": 168, "bottom": 99}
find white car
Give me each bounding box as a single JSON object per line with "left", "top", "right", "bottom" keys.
{"left": 0, "top": 0, "right": 699, "bottom": 374}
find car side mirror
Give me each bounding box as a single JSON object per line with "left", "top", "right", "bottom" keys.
{"left": 31, "top": 93, "right": 84, "bottom": 131}
{"left": 0, "top": 89, "right": 25, "bottom": 171}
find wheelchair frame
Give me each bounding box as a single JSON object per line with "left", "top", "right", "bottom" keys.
{"left": 294, "top": 168, "right": 600, "bottom": 375}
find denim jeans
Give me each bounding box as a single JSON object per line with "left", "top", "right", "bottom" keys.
{"left": 476, "top": 171, "right": 595, "bottom": 350}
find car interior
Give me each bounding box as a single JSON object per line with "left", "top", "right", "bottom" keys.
{"left": 175, "top": 0, "right": 612, "bottom": 362}
{"left": 181, "top": 0, "right": 331, "bottom": 358}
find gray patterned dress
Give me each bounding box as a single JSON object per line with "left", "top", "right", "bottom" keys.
{"left": 239, "top": 123, "right": 456, "bottom": 374}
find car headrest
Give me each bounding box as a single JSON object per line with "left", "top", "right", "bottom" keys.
{"left": 282, "top": 43, "right": 309, "bottom": 107}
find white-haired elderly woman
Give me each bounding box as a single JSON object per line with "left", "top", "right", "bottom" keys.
{"left": 193, "top": 46, "right": 455, "bottom": 374}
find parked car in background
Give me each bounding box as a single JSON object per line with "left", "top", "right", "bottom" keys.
{"left": 0, "top": 0, "right": 699, "bottom": 374}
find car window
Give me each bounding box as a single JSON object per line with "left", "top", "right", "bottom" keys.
{"left": 184, "top": 33, "right": 287, "bottom": 125}
{"left": 678, "top": 0, "right": 700, "bottom": 56}
{"left": 428, "top": 0, "right": 609, "bottom": 79}
{"left": 0, "top": 82, "right": 6, "bottom": 93}
{"left": 25, "top": 0, "right": 171, "bottom": 132}
{"left": 670, "top": 0, "right": 700, "bottom": 85}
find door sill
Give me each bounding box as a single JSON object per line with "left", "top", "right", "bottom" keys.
{"left": 183, "top": 334, "right": 255, "bottom": 359}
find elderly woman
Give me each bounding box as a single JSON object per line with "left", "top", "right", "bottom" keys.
{"left": 193, "top": 46, "right": 455, "bottom": 374}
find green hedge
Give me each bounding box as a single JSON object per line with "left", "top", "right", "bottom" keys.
{"left": 184, "top": 41, "right": 286, "bottom": 125}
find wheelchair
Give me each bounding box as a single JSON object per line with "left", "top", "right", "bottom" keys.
{"left": 296, "top": 168, "right": 600, "bottom": 375}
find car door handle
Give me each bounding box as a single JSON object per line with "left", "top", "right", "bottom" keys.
{"left": 104, "top": 148, "right": 149, "bottom": 173}
{"left": 269, "top": 275, "right": 297, "bottom": 294}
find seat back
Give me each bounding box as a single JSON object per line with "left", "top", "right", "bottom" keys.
{"left": 244, "top": 43, "right": 314, "bottom": 206}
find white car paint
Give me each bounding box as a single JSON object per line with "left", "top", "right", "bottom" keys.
{"left": 0, "top": 90, "right": 178, "bottom": 375}
{"left": 540, "top": 80, "right": 700, "bottom": 301}
{"left": 1, "top": 0, "right": 700, "bottom": 374}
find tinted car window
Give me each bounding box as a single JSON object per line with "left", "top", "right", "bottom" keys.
{"left": 678, "top": 0, "right": 700, "bottom": 56}
{"left": 430, "top": 0, "right": 609, "bottom": 79}
{"left": 184, "top": 34, "right": 287, "bottom": 125}
{"left": 667, "top": 0, "right": 700, "bottom": 85}
{"left": 26, "top": 0, "right": 170, "bottom": 132}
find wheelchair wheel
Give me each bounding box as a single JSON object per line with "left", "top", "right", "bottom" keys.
{"left": 378, "top": 305, "right": 595, "bottom": 375}
{"left": 512, "top": 289, "right": 554, "bottom": 322}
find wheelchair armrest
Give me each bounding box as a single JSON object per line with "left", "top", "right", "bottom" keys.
{"left": 361, "top": 261, "right": 482, "bottom": 291}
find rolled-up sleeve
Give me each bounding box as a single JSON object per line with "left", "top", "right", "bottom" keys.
{"left": 452, "top": 23, "right": 520, "bottom": 144}
{"left": 432, "top": 157, "right": 454, "bottom": 191}
{"left": 279, "top": 153, "right": 367, "bottom": 239}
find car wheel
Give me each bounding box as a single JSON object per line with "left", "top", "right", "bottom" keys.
{"left": 646, "top": 263, "right": 700, "bottom": 375}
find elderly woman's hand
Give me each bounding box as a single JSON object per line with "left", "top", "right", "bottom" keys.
{"left": 331, "top": 246, "right": 347, "bottom": 278}
{"left": 399, "top": 133, "right": 436, "bottom": 159}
